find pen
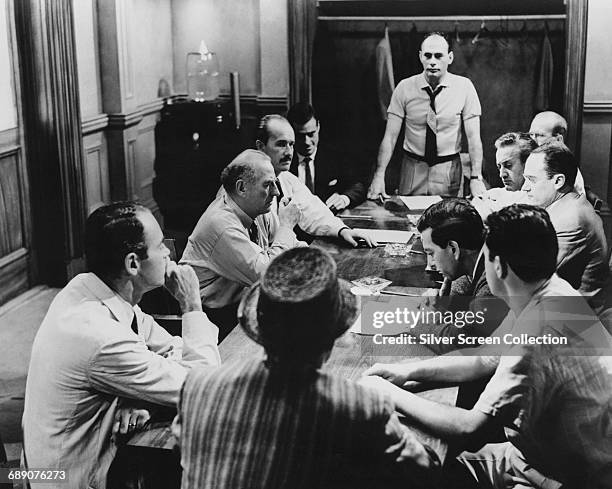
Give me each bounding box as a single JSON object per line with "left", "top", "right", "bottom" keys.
{"left": 379, "top": 290, "right": 420, "bottom": 297}
{"left": 408, "top": 249, "right": 425, "bottom": 255}
{"left": 342, "top": 215, "right": 374, "bottom": 220}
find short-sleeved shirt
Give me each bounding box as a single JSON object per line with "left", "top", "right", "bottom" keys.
{"left": 473, "top": 275, "right": 612, "bottom": 488}
{"left": 387, "top": 72, "right": 481, "bottom": 157}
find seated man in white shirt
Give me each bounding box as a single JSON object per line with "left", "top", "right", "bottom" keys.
{"left": 23, "top": 202, "right": 221, "bottom": 489}
{"left": 471, "top": 132, "right": 536, "bottom": 217}
{"left": 255, "top": 114, "right": 374, "bottom": 247}
{"left": 181, "top": 149, "right": 303, "bottom": 335}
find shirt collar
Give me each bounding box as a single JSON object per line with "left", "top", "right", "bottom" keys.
{"left": 298, "top": 149, "right": 317, "bottom": 165}
{"left": 79, "top": 272, "right": 135, "bottom": 327}
{"left": 224, "top": 192, "right": 254, "bottom": 229}
{"left": 419, "top": 72, "right": 451, "bottom": 89}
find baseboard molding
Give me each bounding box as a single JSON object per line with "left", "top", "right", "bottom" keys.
{"left": 0, "top": 285, "right": 50, "bottom": 318}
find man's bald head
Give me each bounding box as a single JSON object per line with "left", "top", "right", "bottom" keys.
{"left": 529, "top": 111, "right": 567, "bottom": 146}
{"left": 221, "top": 149, "right": 272, "bottom": 195}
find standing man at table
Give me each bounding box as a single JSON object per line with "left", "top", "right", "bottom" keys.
{"left": 256, "top": 114, "right": 374, "bottom": 247}
{"left": 181, "top": 149, "right": 303, "bottom": 336}
{"left": 175, "top": 247, "right": 439, "bottom": 489}
{"left": 368, "top": 32, "right": 485, "bottom": 199}
{"left": 287, "top": 101, "right": 366, "bottom": 212}
{"left": 363, "top": 205, "right": 612, "bottom": 489}
{"left": 23, "top": 202, "right": 221, "bottom": 489}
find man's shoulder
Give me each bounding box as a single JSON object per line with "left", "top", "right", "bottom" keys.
{"left": 548, "top": 193, "right": 596, "bottom": 230}
{"left": 196, "top": 197, "right": 243, "bottom": 234}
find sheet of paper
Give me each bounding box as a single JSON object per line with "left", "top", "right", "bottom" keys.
{"left": 398, "top": 195, "right": 442, "bottom": 210}
{"left": 353, "top": 228, "right": 414, "bottom": 244}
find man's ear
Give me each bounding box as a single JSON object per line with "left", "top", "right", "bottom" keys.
{"left": 235, "top": 179, "right": 247, "bottom": 196}
{"left": 553, "top": 173, "right": 566, "bottom": 190}
{"left": 255, "top": 140, "right": 264, "bottom": 151}
{"left": 493, "top": 255, "right": 504, "bottom": 279}
{"left": 448, "top": 51, "right": 454, "bottom": 64}
{"left": 447, "top": 240, "right": 460, "bottom": 260}
{"left": 124, "top": 252, "right": 140, "bottom": 277}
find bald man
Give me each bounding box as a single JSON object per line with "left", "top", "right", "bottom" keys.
{"left": 368, "top": 32, "right": 485, "bottom": 199}
{"left": 181, "top": 149, "right": 304, "bottom": 334}
{"left": 529, "top": 111, "right": 585, "bottom": 194}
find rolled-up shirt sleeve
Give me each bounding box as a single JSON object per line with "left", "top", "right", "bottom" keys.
{"left": 462, "top": 79, "right": 481, "bottom": 120}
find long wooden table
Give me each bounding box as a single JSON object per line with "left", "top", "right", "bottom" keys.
{"left": 129, "top": 199, "right": 457, "bottom": 464}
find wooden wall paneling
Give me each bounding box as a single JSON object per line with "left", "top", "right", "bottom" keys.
{"left": 0, "top": 147, "right": 24, "bottom": 254}
{"left": 83, "top": 131, "right": 110, "bottom": 215}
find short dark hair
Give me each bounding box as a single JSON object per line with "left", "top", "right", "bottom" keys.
{"left": 287, "top": 101, "right": 317, "bottom": 127}
{"left": 530, "top": 141, "right": 577, "bottom": 189}
{"left": 256, "top": 114, "right": 288, "bottom": 145}
{"left": 85, "top": 202, "right": 149, "bottom": 280}
{"left": 484, "top": 204, "right": 558, "bottom": 282}
{"left": 417, "top": 198, "right": 484, "bottom": 250}
{"left": 421, "top": 31, "right": 452, "bottom": 52}
{"left": 494, "top": 132, "right": 538, "bottom": 164}
{"left": 221, "top": 149, "right": 269, "bottom": 194}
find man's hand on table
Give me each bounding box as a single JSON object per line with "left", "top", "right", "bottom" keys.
{"left": 112, "top": 406, "right": 151, "bottom": 442}
{"left": 363, "top": 363, "right": 421, "bottom": 390}
{"left": 326, "top": 192, "right": 350, "bottom": 212}
{"left": 165, "top": 261, "right": 202, "bottom": 313}
{"left": 339, "top": 227, "right": 377, "bottom": 248}
{"left": 367, "top": 173, "right": 390, "bottom": 200}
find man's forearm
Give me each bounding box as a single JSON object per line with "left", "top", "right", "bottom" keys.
{"left": 409, "top": 355, "right": 492, "bottom": 383}
{"left": 374, "top": 136, "right": 395, "bottom": 176}
{"left": 468, "top": 141, "right": 483, "bottom": 178}
{"left": 392, "top": 389, "right": 488, "bottom": 443}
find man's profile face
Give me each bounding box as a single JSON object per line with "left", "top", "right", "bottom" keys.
{"left": 293, "top": 117, "right": 320, "bottom": 157}
{"left": 522, "top": 153, "right": 559, "bottom": 208}
{"left": 496, "top": 146, "right": 525, "bottom": 191}
{"left": 419, "top": 35, "right": 453, "bottom": 84}
{"left": 244, "top": 160, "right": 279, "bottom": 216}
{"left": 258, "top": 119, "right": 295, "bottom": 175}
{"left": 135, "top": 211, "right": 170, "bottom": 290}
{"left": 421, "top": 228, "right": 458, "bottom": 280}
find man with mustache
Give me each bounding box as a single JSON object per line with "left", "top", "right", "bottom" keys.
{"left": 256, "top": 114, "right": 374, "bottom": 247}
{"left": 181, "top": 149, "right": 303, "bottom": 336}
{"left": 368, "top": 32, "right": 485, "bottom": 199}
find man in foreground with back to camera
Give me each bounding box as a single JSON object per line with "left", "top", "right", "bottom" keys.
{"left": 362, "top": 204, "right": 612, "bottom": 489}
{"left": 368, "top": 32, "right": 485, "bottom": 199}
{"left": 174, "top": 247, "right": 440, "bottom": 489}
{"left": 23, "top": 202, "right": 221, "bottom": 489}
{"left": 180, "top": 149, "right": 304, "bottom": 336}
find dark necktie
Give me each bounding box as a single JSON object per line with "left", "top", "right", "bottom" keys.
{"left": 423, "top": 86, "right": 443, "bottom": 164}
{"left": 248, "top": 220, "right": 259, "bottom": 245}
{"left": 303, "top": 157, "right": 314, "bottom": 193}
{"left": 276, "top": 179, "right": 284, "bottom": 200}
{"left": 130, "top": 312, "right": 138, "bottom": 334}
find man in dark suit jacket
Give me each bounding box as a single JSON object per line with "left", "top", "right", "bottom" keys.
{"left": 287, "top": 102, "right": 366, "bottom": 212}
{"left": 174, "top": 247, "right": 439, "bottom": 489}
{"left": 523, "top": 141, "right": 609, "bottom": 312}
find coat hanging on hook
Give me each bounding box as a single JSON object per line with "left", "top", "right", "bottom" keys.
{"left": 375, "top": 25, "right": 395, "bottom": 121}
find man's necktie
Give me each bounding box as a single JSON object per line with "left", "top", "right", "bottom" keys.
{"left": 303, "top": 157, "right": 314, "bottom": 193}
{"left": 276, "top": 179, "right": 284, "bottom": 201}
{"left": 249, "top": 220, "right": 259, "bottom": 245}
{"left": 424, "top": 86, "right": 443, "bottom": 164}
{"left": 130, "top": 312, "right": 138, "bottom": 334}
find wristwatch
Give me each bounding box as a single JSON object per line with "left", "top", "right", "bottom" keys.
{"left": 469, "top": 175, "right": 483, "bottom": 181}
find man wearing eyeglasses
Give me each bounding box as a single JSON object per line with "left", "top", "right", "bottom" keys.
{"left": 368, "top": 32, "right": 485, "bottom": 199}
{"left": 528, "top": 111, "right": 585, "bottom": 194}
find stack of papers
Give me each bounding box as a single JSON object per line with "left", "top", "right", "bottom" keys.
{"left": 398, "top": 195, "right": 442, "bottom": 210}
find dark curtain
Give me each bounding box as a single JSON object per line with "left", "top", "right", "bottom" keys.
{"left": 312, "top": 21, "right": 564, "bottom": 190}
